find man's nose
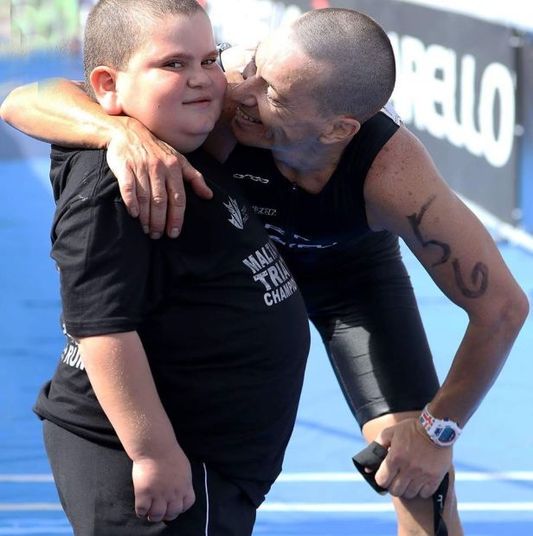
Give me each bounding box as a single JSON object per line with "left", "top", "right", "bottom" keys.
{"left": 230, "top": 77, "right": 258, "bottom": 107}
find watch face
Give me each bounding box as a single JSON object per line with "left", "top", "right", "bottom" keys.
{"left": 437, "top": 426, "right": 457, "bottom": 444}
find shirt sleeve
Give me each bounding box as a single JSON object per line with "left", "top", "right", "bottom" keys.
{"left": 51, "top": 166, "right": 154, "bottom": 338}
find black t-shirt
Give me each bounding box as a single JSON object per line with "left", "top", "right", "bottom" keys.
{"left": 34, "top": 146, "right": 310, "bottom": 505}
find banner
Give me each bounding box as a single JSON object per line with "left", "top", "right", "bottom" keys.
{"left": 346, "top": 0, "right": 520, "bottom": 224}
{"left": 517, "top": 32, "right": 533, "bottom": 233}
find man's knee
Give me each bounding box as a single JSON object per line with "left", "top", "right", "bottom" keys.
{"left": 392, "top": 468, "right": 462, "bottom": 536}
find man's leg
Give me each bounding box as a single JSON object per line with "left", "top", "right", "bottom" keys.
{"left": 363, "top": 412, "right": 463, "bottom": 536}
{"left": 306, "top": 252, "right": 463, "bottom": 534}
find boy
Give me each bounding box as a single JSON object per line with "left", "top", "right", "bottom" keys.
{"left": 31, "top": 1, "right": 310, "bottom": 534}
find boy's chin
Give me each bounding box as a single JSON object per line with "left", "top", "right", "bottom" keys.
{"left": 165, "top": 132, "right": 211, "bottom": 154}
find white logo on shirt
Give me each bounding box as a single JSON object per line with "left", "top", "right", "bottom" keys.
{"left": 253, "top": 206, "right": 277, "bottom": 217}
{"left": 60, "top": 324, "right": 85, "bottom": 370}
{"left": 233, "top": 173, "right": 270, "bottom": 184}
{"left": 265, "top": 224, "right": 338, "bottom": 249}
{"left": 224, "top": 196, "right": 249, "bottom": 230}
{"left": 242, "top": 241, "right": 298, "bottom": 307}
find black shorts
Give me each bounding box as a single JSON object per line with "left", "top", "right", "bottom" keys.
{"left": 297, "top": 246, "right": 440, "bottom": 427}
{"left": 43, "top": 420, "right": 257, "bottom": 536}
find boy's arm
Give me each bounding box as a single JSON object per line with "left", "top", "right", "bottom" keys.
{"left": 0, "top": 79, "right": 211, "bottom": 237}
{"left": 79, "top": 331, "right": 195, "bottom": 523}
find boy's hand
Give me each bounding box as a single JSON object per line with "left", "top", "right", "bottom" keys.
{"left": 107, "top": 117, "right": 213, "bottom": 239}
{"left": 132, "top": 448, "right": 195, "bottom": 522}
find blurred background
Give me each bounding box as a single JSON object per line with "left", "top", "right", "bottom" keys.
{"left": 1, "top": 0, "right": 533, "bottom": 235}
{"left": 1, "top": 1, "right": 532, "bottom": 535}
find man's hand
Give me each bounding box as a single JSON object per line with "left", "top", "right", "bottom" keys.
{"left": 373, "top": 418, "right": 453, "bottom": 499}
{"left": 132, "top": 447, "right": 195, "bottom": 523}
{"left": 107, "top": 117, "right": 213, "bottom": 238}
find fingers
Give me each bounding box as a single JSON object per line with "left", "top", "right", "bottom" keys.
{"left": 161, "top": 498, "right": 184, "bottom": 522}
{"left": 147, "top": 165, "right": 168, "bottom": 240}
{"left": 114, "top": 165, "right": 140, "bottom": 219}
{"left": 134, "top": 489, "right": 152, "bottom": 520}
{"left": 183, "top": 159, "right": 212, "bottom": 200}
{"left": 420, "top": 480, "right": 441, "bottom": 499}
{"left": 136, "top": 489, "right": 196, "bottom": 523}
{"left": 164, "top": 160, "right": 187, "bottom": 240}
{"left": 402, "top": 479, "right": 425, "bottom": 500}
{"left": 135, "top": 173, "right": 151, "bottom": 234}
{"left": 106, "top": 122, "right": 206, "bottom": 239}
{"left": 374, "top": 453, "right": 397, "bottom": 491}
{"left": 145, "top": 496, "right": 168, "bottom": 523}
{"left": 163, "top": 156, "right": 212, "bottom": 239}
{"left": 375, "top": 451, "right": 444, "bottom": 499}
{"left": 374, "top": 427, "right": 393, "bottom": 450}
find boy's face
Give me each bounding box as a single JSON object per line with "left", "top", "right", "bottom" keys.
{"left": 114, "top": 11, "right": 226, "bottom": 152}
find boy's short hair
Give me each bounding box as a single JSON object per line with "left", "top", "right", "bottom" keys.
{"left": 83, "top": 0, "right": 205, "bottom": 96}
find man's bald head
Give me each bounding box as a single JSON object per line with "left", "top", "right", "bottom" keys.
{"left": 289, "top": 8, "right": 395, "bottom": 123}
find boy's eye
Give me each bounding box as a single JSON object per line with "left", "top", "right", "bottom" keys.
{"left": 166, "top": 61, "right": 184, "bottom": 69}
{"left": 202, "top": 58, "right": 218, "bottom": 66}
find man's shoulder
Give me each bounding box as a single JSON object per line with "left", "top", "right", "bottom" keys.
{"left": 379, "top": 103, "right": 403, "bottom": 127}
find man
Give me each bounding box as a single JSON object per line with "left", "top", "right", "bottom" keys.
{"left": 1, "top": 8, "right": 528, "bottom": 535}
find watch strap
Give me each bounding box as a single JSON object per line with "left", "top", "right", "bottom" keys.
{"left": 419, "top": 405, "right": 462, "bottom": 447}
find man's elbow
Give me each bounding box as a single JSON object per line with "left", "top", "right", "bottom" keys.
{"left": 0, "top": 87, "right": 23, "bottom": 126}
{"left": 0, "top": 94, "right": 13, "bottom": 123}
{"left": 497, "top": 287, "right": 529, "bottom": 337}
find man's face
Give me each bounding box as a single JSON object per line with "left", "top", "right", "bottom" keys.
{"left": 115, "top": 11, "right": 226, "bottom": 152}
{"left": 227, "top": 29, "right": 331, "bottom": 152}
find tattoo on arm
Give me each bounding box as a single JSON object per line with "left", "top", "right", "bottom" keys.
{"left": 407, "top": 195, "right": 489, "bottom": 298}
{"left": 407, "top": 195, "right": 450, "bottom": 266}
{"left": 452, "top": 259, "right": 489, "bottom": 298}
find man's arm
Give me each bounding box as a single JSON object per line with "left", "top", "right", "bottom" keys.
{"left": 0, "top": 79, "right": 119, "bottom": 147}
{"left": 79, "top": 331, "right": 195, "bottom": 522}
{"left": 364, "top": 125, "right": 529, "bottom": 498}
{"left": 0, "top": 79, "right": 211, "bottom": 237}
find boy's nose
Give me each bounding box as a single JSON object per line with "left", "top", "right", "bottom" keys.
{"left": 188, "top": 68, "right": 212, "bottom": 87}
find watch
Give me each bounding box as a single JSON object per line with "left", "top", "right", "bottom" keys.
{"left": 216, "top": 42, "right": 232, "bottom": 72}
{"left": 419, "top": 405, "right": 462, "bottom": 447}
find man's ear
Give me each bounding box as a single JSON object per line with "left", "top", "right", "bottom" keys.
{"left": 319, "top": 116, "right": 360, "bottom": 144}
{"left": 89, "top": 66, "right": 123, "bottom": 115}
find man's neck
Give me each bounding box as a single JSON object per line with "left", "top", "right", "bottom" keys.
{"left": 271, "top": 138, "right": 351, "bottom": 194}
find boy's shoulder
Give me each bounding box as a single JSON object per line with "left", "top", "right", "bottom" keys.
{"left": 50, "top": 145, "right": 119, "bottom": 205}
{"left": 187, "top": 147, "right": 241, "bottom": 198}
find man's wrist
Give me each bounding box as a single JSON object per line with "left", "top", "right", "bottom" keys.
{"left": 418, "top": 404, "right": 462, "bottom": 447}
{"left": 104, "top": 115, "right": 133, "bottom": 148}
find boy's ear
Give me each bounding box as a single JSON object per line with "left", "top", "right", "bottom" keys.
{"left": 89, "top": 66, "right": 123, "bottom": 115}
{"left": 319, "top": 116, "right": 360, "bottom": 145}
